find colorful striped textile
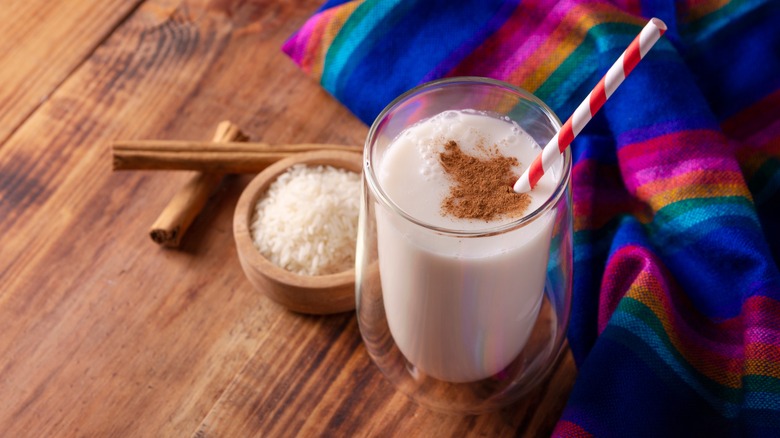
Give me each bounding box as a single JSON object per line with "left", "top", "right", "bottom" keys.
{"left": 284, "top": 1, "right": 780, "bottom": 436}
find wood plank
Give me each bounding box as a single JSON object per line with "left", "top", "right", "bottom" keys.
{"left": 193, "top": 315, "right": 576, "bottom": 437}
{"left": 0, "top": 0, "right": 364, "bottom": 435}
{"left": 0, "top": 0, "right": 145, "bottom": 143}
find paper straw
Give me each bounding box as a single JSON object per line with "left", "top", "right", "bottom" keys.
{"left": 513, "top": 17, "right": 667, "bottom": 193}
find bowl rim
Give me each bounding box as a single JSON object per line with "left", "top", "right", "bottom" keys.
{"left": 233, "top": 150, "right": 362, "bottom": 290}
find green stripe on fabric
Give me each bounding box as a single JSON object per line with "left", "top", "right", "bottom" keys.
{"left": 321, "top": 0, "right": 405, "bottom": 93}
{"left": 681, "top": 0, "right": 769, "bottom": 41}
{"left": 535, "top": 22, "right": 639, "bottom": 108}
{"left": 744, "top": 374, "right": 780, "bottom": 395}
{"left": 572, "top": 215, "right": 623, "bottom": 262}
{"left": 650, "top": 199, "right": 761, "bottom": 248}
{"left": 655, "top": 196, "right": 756, "bottom": 220}
{"left": 616, "top": 296, "right": 743, "bottom": 404}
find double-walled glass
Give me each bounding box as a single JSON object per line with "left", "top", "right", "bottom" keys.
{"left": 356, "top": 77, "right": 572, "bottom": 414}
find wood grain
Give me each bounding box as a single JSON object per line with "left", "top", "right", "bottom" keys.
{"left": 0, "top": 0, "right": 357, "bottom": 435}
{"left": 193, "top": 315, "right": 577, "bottom": 437}
{"left": 0, "top": 0, "right": 576, "bottom": 436}
{"left": 0, "top": 0, "right": 145, "bottom": 144}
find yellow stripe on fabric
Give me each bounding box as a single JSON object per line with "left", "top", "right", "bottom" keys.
{"left": 745, "top": 354, "right": 780, "bottom": 380}
{"left": 311, "top": 1, "right": 362, "bottom": 81}
{"left": 681, "top": 0, "right": 733, "bottom": 22}
{"left": 647, "top": 182, "right": 752, "bottom": 211}
{"left": 507, "top": 4, "right": 641, "bottom": 93}
{"left": 636, "top": 169, "right": 748, "bottom": 206}
{"left": 299, "top": 9, "right": 335, "bottom": 74}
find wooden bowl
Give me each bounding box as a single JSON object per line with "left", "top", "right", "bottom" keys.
{"left": 233, "top": 150, "right": 362, "bottom": 314}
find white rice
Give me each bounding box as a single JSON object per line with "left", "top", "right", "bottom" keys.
{"left": 250, "top": 164, "right": 361, "bottom": 276}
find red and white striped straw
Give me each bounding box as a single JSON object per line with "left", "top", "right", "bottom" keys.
{"left": 513, "top": 17, "right": 667, "bottom": 193}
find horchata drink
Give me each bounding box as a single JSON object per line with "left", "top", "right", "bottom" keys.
{"left": 356, "top": 78, "right": 572, "bottom": 412}
{"left": 376, "top": 109, "right": 561, "bottom": 382}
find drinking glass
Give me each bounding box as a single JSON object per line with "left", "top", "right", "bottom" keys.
{"left": 355, "top": 77, "right": 572, "bottom": 414}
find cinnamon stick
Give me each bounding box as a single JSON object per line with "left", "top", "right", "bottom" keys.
{"left": 112, "top": 140, "right": 360, "bottom": 173}
{"left": 149, "top": 122, "right": 249, "bottom": 247}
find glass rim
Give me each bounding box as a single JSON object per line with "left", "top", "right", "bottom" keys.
{"left": 363, "top": 76, "right": 572, "bottom": 237}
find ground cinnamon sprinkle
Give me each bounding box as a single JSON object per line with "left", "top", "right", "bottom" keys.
{"left": 438, "top": 140, "right": 531, "bottom": 221}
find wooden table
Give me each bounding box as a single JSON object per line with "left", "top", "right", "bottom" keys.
{"left": 0, "top": 0, "right": 576, "bottom": 435}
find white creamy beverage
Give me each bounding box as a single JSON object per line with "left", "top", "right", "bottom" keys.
{"left": 375, "top": 110, "right": 562, "bottom": 383}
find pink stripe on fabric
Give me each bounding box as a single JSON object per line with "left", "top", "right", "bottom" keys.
{"left": 628, "top": 157, "right": 742, "bottom": 189}
{"left": 479, "top": 0, "right": 565, "bottom": 80}
{"left": 617, "top": 130, "right": 739, "bottom": 191}
{"left": 504, "top": 2, "right": 636, "bottom": 86}
{"left": 491, "top": 0, "right": 600, "bottom": 80}
{"left": 446, "top": 0, "right": 539, "bottom": 77}
{"left": 746, "top": 327, "right": 780, "bottom": 346}
{"left": 618, "top": 130, "right": 728, "bottom": 163}
{"left": 552, "top": 420, "right": 594, "bottom": 437}
{"left": 281, "top": 21, "right": 315, "bottom": 65}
